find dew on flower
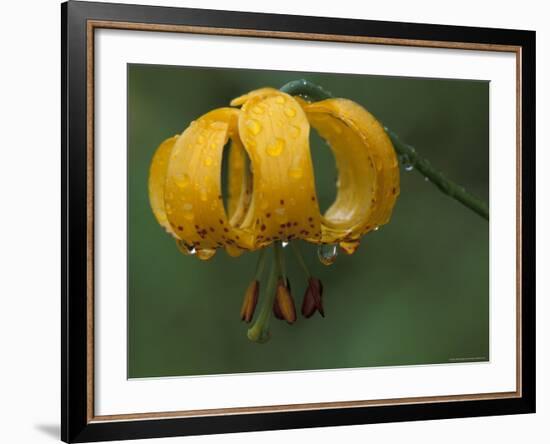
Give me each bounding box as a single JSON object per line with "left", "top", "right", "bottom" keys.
{"left": 266, "top": 138, "right": 285, "bottom": 157}
{"left": 289, "top": 125, "right": 301, "bottom": 139}
{"left": 196, "top": 248, "right": 216, "bottom": 261}
{"left": 246, "top": 119, "right": 262, "bottom": 135}
{"left": 284, "top": 107, "right": 297, "bottom": 118}
{"left": 317, "top": 244, "right": 338, "bottom": 266}
{"left": 289, "top": 166, "right": 303, "bottom": 179}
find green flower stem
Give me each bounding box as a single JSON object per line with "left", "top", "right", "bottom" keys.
{"left": 276, "top": 243, "right": 287, "bottom": 282}
{"left": 253, "top": 249, "right": 267, "bottom": 281}
{"left": 290, "top": 242, "right": 311, "bottom": 279}
{"left": 280, "top": 79, "right": 489, "bottom": 221}
{"left": 247, "top": 243, "right": 281, "bottom": 343}
{"left": 385, "top": 129, "right": 489, "bottom": 220}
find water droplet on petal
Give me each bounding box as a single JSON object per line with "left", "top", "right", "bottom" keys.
{"left": 183, "top": 203, "right": 193, "bottom": 211}
{"left": 284, "top": 107, "right": 297, "bottom": 118}
{"left": 275, "top": 96, "right": 285, "bottom": 104}
{"left": 289, "top": 167, "right": 303, "bottom": 179}
{"left": 252, "top": 105, "right": 264, "bottom": 115}
{"left": 175, "top": 174, "right": 190, "bottom": 189}
{"left": 317, "top": 244, "right": 338, "bottom": 266}
{"left": 196, "top": 248, "right": 216, "bottom": 261}
{"left": 204, "top": 156, "right": 213, "bottom": 166}
{"left": 266, "top": 138, "right": 285, "bottom": 157}
{"left": 289, "top": 125, "right": 301, "bottom": 139}
{"left": 282, "top": 241, "right": 289, "bottom": 248}
{"left": 246, "top": 119, "right": 262, "bottom": 135}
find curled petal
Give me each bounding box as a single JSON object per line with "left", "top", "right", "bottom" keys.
{"left": 162, "top": 108, "right": 254, "bottom": 256}
{"left": 148, "top": 135, "right": 180, "bottom": 237}
{"left": 238, "top": 90, "right": 322, "bottom": 247}
{"left": 230, "top": 87, "right": 280, "bottom": 107}
{"left": 303, "top": 99, "right": 400, "bottom": 244}
{"left": 227, "top": 137, "right": 252, "bottom": 227}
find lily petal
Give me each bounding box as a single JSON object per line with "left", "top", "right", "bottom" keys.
{"left": 237, "top": 90, "right": 322, "bottom": 246}
{"left": 303, "top": 99, "right": 400, "bottom": 247}
{"left": 148, "top": 135, "right": 180, "bottom": 237}
{"left": 163, "top": 108, "right": 254, "bottom": 256}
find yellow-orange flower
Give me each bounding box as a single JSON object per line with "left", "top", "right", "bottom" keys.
{"left": 149, "top": 87, "right": 400, "bottom": 259}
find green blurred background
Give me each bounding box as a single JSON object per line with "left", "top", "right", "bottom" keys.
{"left": 127, "top": 64, "right": 489, "bottom": 378}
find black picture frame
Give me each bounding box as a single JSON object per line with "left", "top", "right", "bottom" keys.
{"left": 62, "top": 1, "right": 536, "bottom": 442}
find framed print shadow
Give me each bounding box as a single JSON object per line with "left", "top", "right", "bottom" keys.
{"left": 61, "top": 1, "right": 536, "bottom": 442}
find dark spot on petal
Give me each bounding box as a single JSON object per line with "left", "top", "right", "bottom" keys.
{"left": 261, "top": 224, "right": 266, "bottom": 231}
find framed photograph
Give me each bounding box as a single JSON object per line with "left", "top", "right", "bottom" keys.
{"left": 62, "top": 1, "right": 535, "bottom": 442}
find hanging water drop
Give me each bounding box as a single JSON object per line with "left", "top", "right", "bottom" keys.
{"left": 400, "top": 153, "right": 414, "bottom": 172}
{"left": 282, "top": 241, "right": 289, "bottom": 248}
{"left": 176, "top": 240, "right": 196, "bottom": 256}
{"left": 317, "top": 244, "right": 338, "bottom": 266}
{"left": 196, "top": 248, "right": 216, "bottom": 261}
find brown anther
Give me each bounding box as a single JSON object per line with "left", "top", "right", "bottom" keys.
{"left": 273, "top": 278, "right": 296, "bottom": 324}
{"left": 240, "top": 280, "right": 259, "bottom": 323}
{"left": 302, "top": 277, "right": 324, "bottom": 318}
